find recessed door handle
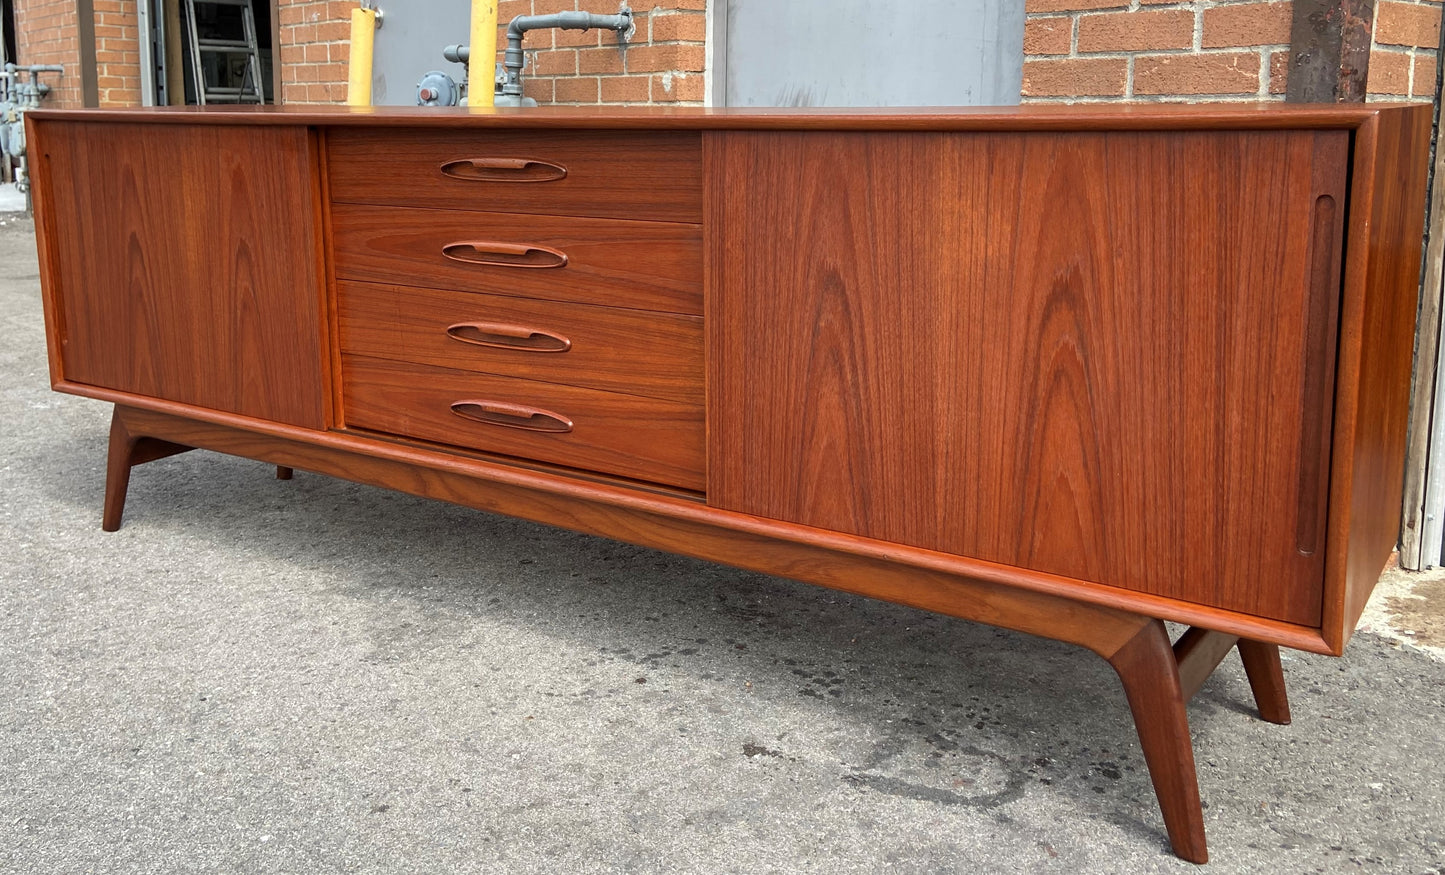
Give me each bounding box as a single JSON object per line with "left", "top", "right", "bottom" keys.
{"left": 450, "top": 400, "right": 574, "bottom": 433}
{"left": 440, "top": 157, "right": 568, "bottom": 183}
{"left": 441, "top": 241, "right": 568, "bottom": 269}
{"left": 445, "top": 321, "right": 572, "bottom": 353}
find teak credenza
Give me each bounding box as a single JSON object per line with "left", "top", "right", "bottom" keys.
{"left": 28, "top": 105, "right": 1431, "bottom": 863}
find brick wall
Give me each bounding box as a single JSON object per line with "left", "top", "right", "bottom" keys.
{"left": 1368, "top": 0, "right": 1441, "bottom": 99}
{"left": 13, "top": 0, "right": 84, "bottom": 108}
{"left": 277, "top": 0, "right": 352, "bottom": 105}
{"left": 1024, "top": 0, "right": 1441, "bottom": 102}
{"left": 497, "top": 0, "right": 706, "bottom": 105}
{"left": 14, "top": 0, "right": 140, "bottom": 108}
{"left": 1023, "top": 1, "right": 1295, "bottom": 101}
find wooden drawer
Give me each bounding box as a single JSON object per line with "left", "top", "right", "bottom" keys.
{"left": 326, "top": 129, "right": 703, "bottom": 223}
{"left": 337, "top": 281, "right": 703, "bottom": 405}
{"left": 342, "top": 356, "right": 705, "bottom": 491}
{"left": 331, "top": 204, "right": 702, "bottom": 315}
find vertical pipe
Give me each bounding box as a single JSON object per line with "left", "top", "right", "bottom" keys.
{"left": 469, "top": 0, "right": 497, "bottom": 107}
{"left": 164, "top": 0, "right": 183, "bottom": 104}
{"left": 347, "top": 7, "right": 376, "bottom": 106}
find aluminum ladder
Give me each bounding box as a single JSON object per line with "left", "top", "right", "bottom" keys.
{"left": 183, "top": 0, "right": 265, "bottom": 104}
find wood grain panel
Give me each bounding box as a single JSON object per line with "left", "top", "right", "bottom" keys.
{"left": 330, "top": 204, "right": 702, "bottom": 314}
{"left": 1324, "top": 104, "right": 1433, "bottom": 652}
{"left": 326, "top": 128, "right": 702, "bottom": 223}
{"left": 33, "top": 120, "right": 326, "bottom": 428}
{"left": 343, "top": 355, "right": 704, "bottom": 490}
{"left": 337, "top": 281, "right": 702, "bottom": 404}
{"left": 709, "top": 130, "right": 1349, "bottom": 625}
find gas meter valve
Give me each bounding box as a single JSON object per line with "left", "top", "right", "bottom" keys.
{"left": 416, "top": 71, "right": 460, "bottom": 106}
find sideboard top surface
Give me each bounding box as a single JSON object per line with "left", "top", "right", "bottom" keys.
{"left": 28, "top": 103, "right": 1420, "bottom": 131}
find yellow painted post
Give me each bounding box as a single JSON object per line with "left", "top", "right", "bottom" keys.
{"left": 469, "top": 0, "right": 498, "bottom": 107}
{"left": 347, "top": 7, "right": 378, "bottom": 106}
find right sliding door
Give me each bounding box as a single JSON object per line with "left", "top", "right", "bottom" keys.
{"left": 708, "top": 129, "right": 1349, "bottom": 625}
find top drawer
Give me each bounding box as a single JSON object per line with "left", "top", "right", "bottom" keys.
{"left": 326, "top": 129, "right": 703, "bottom": 223}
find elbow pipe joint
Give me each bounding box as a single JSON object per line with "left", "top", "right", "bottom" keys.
{"left": 501, "top": 7, "right": 632, "bottom": 97}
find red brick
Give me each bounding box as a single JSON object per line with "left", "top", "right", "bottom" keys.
{"left": 624, "top": 43, "right": 705, "bottom": 73}
{"left": 554, "top": 76, "right": 599, "bottom": 102}
{"left": 1202, "top": 2, "right": 1292, "bottom": 48}
{"left": 316, "top": 21, "right": 349, "bottom": 42}
{"left": 1026, "top": 0, "right": 1126, "bottom": 12}
{"left": 526, "top": 77, "right": 556, "bottom": 105}
{"left": 1024, "top": 17, "right": 1072, "bottom": 55}
{"left": 1269, "top": 49, "right": 1290, "bottom": 93}
{"left": 599, "top": 74, "right": 650, "bottom": 103}
{"left": 577, "top": 46, "right": 625, "bottom": 74}
{"left": 649, "top": 11, "right": 705, "bottom": 42}
{"left": 1375, "top": 1, "right": 1442, "bottom": 48}
{"left": 1133, "top": 52, "right": 1261, "bottom": 95}
{"left": 1414, "top": 51, "right": 1439, "bottom": 97}
{"left": 498, "top": 0, "right": 531, "bottom": 24}
{"left": 652, "top": 72, "right": 704, "bottom": 102}
{"left": 1077, "top": 9, "right": 1193, "bottom": 53}
{"left": 533, "top": 49, "right": 579, "bottom": 76}
{"left": 1021, "top": 57, "right": 1128, "bottom": 97}
{"left": 1367, "top": 48, "right": 1412, "bottom": 93}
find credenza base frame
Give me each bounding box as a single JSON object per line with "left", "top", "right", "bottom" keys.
{"left": 100, "top": 402, "right": 1300, "bottom": 865}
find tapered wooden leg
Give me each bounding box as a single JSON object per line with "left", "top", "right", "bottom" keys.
{"left": 102, "top": 411, "right": 139, "bottom": 533}
{"left": 275, "top": 466, "right": 294, "bottom": 480}
{"left": 101, "top": 406, "right": 194, "bottom": 532}
{"left": 1237, "top": 639, "right": 1291, "bottom": 725}
{"left": 1106, "top": 619, "right": 1209, "bottom": 864}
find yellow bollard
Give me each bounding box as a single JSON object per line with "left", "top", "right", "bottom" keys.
{"left": 347, "top": 7, "right": 377, "bottom": 106}
{"left": 469, "top": 0, "right": 498, "bottom": 107}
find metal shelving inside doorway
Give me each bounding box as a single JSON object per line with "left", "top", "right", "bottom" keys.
{"left": 183, "top": 0, "right": 266, "bottom": 104}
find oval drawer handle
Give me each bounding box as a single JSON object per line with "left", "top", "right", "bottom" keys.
{"left": 440, "top": 157, "right": 568, "bottom": 183}
{"left": 446, "top": 321, "right": 572, "bottom": 353}
{"left": 450, "top": 400, "right": 574, "bottom": 434}
{"left": 441, "top": 241, "right": 568, "bottom": 269}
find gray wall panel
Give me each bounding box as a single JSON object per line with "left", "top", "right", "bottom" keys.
{"left": 723, "top": 0, "right": 1022, "bottom": 107}
{"left": 370, "top": 0, "right": 470, "bottom": 106}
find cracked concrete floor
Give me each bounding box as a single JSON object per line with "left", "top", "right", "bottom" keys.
{"left": 0, "top": 215, "right": 1442, "bottom": 873}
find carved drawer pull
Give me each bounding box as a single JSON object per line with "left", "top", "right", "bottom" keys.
{"left": 445, "top": 321, "right": 572, "bottom": 353}
{"left": 441, "top": 241, "right": 568, "bottom": 269}
{"left": 450, "top": 400, "right": 574, "bottom": 434}
{"left": 440, "top": 157, "right": 568, "bottom": 183}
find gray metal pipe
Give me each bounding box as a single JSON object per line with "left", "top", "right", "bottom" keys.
{"left": 443, "top": 6, "right": 632, "bottom": 102}
{"left": 502, "top": 9, "right": 632, "bottom": 97}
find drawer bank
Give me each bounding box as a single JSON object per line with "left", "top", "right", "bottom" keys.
{"left": 28, "top": 105, "right": 1431, "bottom": 863}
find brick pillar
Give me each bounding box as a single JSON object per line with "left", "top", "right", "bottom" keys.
{"left": 277, "top": 0, "right": 352, "bottom": 104}
{"left": 93, "top": 0, "right": 141, "bottom": 106}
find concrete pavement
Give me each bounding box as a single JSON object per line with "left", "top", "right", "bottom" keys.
{"left": 0, "top": 216, "right": 1441, "bottom": 873}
